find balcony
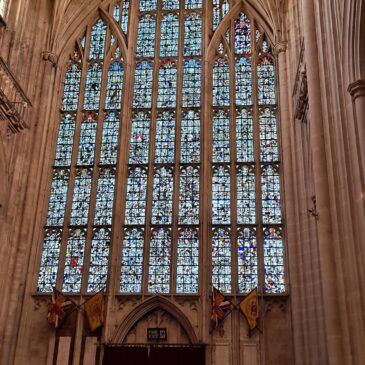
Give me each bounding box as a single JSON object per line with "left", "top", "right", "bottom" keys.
{"left": 0, "top": 56, "right": 32, "bottom": 135}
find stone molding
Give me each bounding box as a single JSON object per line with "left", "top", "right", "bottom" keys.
{"left": 347, "top": 80, "right": 365, "bottom": 101}
{"left": 42, "top": 52, "right": 58, "bottom": 67}
{"left": 273, "top": 41, "right": 288, "bottom": 55}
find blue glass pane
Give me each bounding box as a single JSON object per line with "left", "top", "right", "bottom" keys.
{"left": 89, "top": 20, "right": 107, "bottom": 60}
{"left": 237, "top": 165, "right": 256, "bottom": 224}
{"left": 122, "top": 0, "right": 130, "bottom": 34}
{"left": 37, "top": 228, "right": 62, "bottom": 292}
{"left": 155, "top": 111, "right": 175, "bottom": 164}
{"left": 140, "top": 0, "right": 157, "bottom": 11}
{"left": 94, "top": 167, "right": 116, "bottom": 226}
{"left": 129, "top": 112, "right": 151, "bottom": 164}
{"left": 212, "top": 165, "right": 231, "bottom": 224}
{"left": 263, "top": 227, "right": 285, "bottom": 293}
{"left": 157, "top": 60, "right": 177, "bottom": 108}
{"left": 212, "top": 110, "right": 230, "bottom": 163}
{"left": 46, "top": 169, "right": 70, "bottom": 226}
{"left": 235, "top": 57, "right": 252, "bottom": 105}
{"left": 125, "top": 167, "right": 148, "bottom": 225}
{"left": 258, "top": 56, "right": 276, "bottom": 105}
{"left": 179, "top": 165, "right": 200, "bottom": 225}
{"left": 70, "top": 168, "right": 93, "bottom": 226}
{"left": 151, "top": 167, "right": 174, "bottom": 225}
{"left": 213, "top": 58, "right": 230, "bottom": 106}
{"left": 213, "top": 0, "right": 229, "bottom": 30}
{"left": 61, "top": 64, "right": 81, "bottom": 111}
{"left": 136, "top": 15, "right": 156, "bottom": 58}
{"left": 184, "top": 14, "right": 202, "bottom": 56}
{"left": 62, "top": 228, "right": 86, "bottom": 292}
{"left": 54, "top": 114, "right": 75, "bottom": 167}
{"left": 77, "top": 115, "right": 97, "bottom": 166}
{"left": 105, "top": 61, "right": 124, "bottom": 110}
{"left": 160, "top": 13, "right": 179, "bottom": 57}
{"left": 148, "top": 228, "right": 171, "bottom": 293}
{"left": 236, "top": 108, "right": 254, "bottom": 162}
{"left": 133, "top": 61, "right": 154, "bottom": 108}
{"left": 83, "top": 64, "right": 103, "bottom": 110}
{"left": 176, "top": 228, "right": 199, "bottom": 293}
{"left": 260, "top": 107, "right": 279, "bottom": 162}
{"left": 237, "top": 227, "right": 258, "bottom": 293}
{"left": 234, "top": 13, "right": 251, "bottom": 55}
{"left": 162, "top": 0, "right": 179, "bottom": 10}
{"left": 87, "top": 227, "right": 110, "bottom": 292}
{"left": 182, "top": 59, "right": 201, "bottom": 107}
{"left": 185, "top": 0, "right": 202, "bottom": 9}
{"left": 121, "top": 228, "right": 145, "bottom": 292}
{"left": 212, "top": 227, "right": 231, "bottom": 293}
{"left": 100, "top": 112, "right": 120, "bottom": 166}
{"left": 180, "top": 110, "right": 200, "bottom": 163}
{"left": 261, "top": 164, "right": 282, "bottom": 224}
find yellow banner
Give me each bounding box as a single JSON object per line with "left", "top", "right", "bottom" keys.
{"left": 239, "top": 288, "right": 259, "bottom": 330}
{"left": 84, "top": 291, "right": 104, "bottom": 332}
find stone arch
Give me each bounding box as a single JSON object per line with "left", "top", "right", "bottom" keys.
{"left": 207, "top": 0, "right": 276, "bottom": 59}
{"left": 111, "top": 296, "right": 199, "bottom": 344}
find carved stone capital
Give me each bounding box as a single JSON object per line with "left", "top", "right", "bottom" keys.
{"left": 273, "top": 41, "right": 288, "bottom": 55}
{"left": 348, "top": 80, "right": 365, "bottom": 101}
{"left": 42, "top": 51, "right": 58, "bottom": 67}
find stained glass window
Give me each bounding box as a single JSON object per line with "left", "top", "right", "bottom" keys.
{"left": 148, "top": 228, "right": 171, "bottom": 293}
{"left": 39, "top": 6, "right": 285, "bottom": 297}
{"left": 176, "top": 228, "right": 199, "bottom": 293}
{"left": 160, "top": 14, "right": 179, "bottom": 57}
{"left": 157, "top": 60, "right": 177, "bottom": 108}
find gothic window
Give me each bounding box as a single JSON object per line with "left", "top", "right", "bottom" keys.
{"left": 37, "top": 2, "right": 285, "bottom": 297}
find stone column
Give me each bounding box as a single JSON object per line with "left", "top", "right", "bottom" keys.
{"left": 300, "top": 0, "right": 348, "bottom": 363}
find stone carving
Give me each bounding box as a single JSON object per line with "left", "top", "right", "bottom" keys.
{"left": 42, "top": 52, "right": 58, "bottom": 67}
{"left": 293, "top": 42, "right": 308, "bottom": 123}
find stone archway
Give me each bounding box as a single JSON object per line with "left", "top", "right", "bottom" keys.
{"left": 111, "top": 296, "right": 199, "bottom": 344}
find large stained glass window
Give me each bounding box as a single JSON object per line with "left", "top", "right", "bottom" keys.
{"left": 38, "top": 2, "right": 285, "bottom": 298}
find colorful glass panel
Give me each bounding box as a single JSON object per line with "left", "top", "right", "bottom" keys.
{"left": 151, "top": 167, "right": 174, "bottom": 225}
{"left": 94, "top": 168, "right": 116, "bottom": 226}
{"left": 133, "top": 61, "right": 154, "bottom": 108}
{"left": 129, "top": 112, "right": 151, "bottom": 164}
{"left": 263, "top": 227, "right": 285, "bottom": 293}
{"left": 212, "top": 0, "right": 229, "bottom": 30}
{"left": 234, "top": 13, "right": 251, "bottom": 54}
{"left": 100, "top": 112, "right": 120, "bottom": 166}
{"left": 54, "top": 114, "right": 76, "bottom": 167}
{"left": 184, "top": 14, "right": 202, "bottom": 56}
{"left": 70, "top": 168, "right": 93, "bottom": 226}
{"left": 136, "top": 15, "right": 156, "bottom": 58}
{"left": 121, "top": 228, "right": 145, "bottom": 292}
{"left": 258, "top": 56, "right": 276, "bottom": 105}
{"left": 46, "top": 169, "right": 70, "bottom": 227}
{"left": 185, "top": 0, "right": 202, "bottom": 10}
{"left": 77, "top": 117, "right": 97, "bottom": 166}
{"left": 157, "top": 60, "right": 177, "bottom": 108}
{"left": 162, "top": 0, "right": 179, "bottom": 10}
{"left": 213, "top": 58, "right": 230, "bottom": 106}
{"left": 61, "top": 64, "right": 81, "bottom": 111}
{"left": 87, "top": 227, "right": 110, "bottom": 292}
{"left": 260, "top": 107, "right": 279, "bottom": 162}
{"left": 125, "top": 167, "right": 148, "bottom": 225}
{"left": 261, "top": 164, "right": 282, "bottom": 224}
{"left": 148, "top": 228, "right": 171, "bottom": 293}
{"left": 212, "top": 110, "right": 230, "bottom": 163}
{"left": 237, "top": 165, "right": 256, "bottom": 224}
{"left": 180, "top": 110, "right": 200, "bottom": 163}
{"left": 236, "top": 108, "right": 254, "bottom": 162}
{"left": 212, "top": 165, "right": 231, "bottom": 224}
{"left": 179, "top": 165, "right": 200, "bottom": 225}
{"left": 121, "top": 0, "right": 130, "bottom": 34}
{"left": 105, "top": 61, "right": 124, "bottom": 110}
{"left": 212, "top": 227, "right": 231, "bottom": 293}
{"left": 62, "top": 228, "right": 86, "bottom": 292}
{"left": 160, "top": 14, "right": 179, "bottom": 57}
{"left": 154, "top": 111, "right": 175, "bottom": 164}
{"left": 235, "top": 57, "right": 252, "bottom": 105}
{"left": 37, "top": 228, "right": 62, "bottom": 292}
{"left": 176, "top": 228, "right": 199, "bottom": 293}
{"left": 139, "top": 0, "right": 157, "bottom": 11}
{"left": 83, "top": 63, "right": 103, "bottom": 110}
{"left": 182, "top": 59, "right": 201, "bottom": 107}
{"left": 89, "top": 20, "right": 107, "bottom": 60}
{"left": 237, "top": 227, "right": 257, "bottom": 293}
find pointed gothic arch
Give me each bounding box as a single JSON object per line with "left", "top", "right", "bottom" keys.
{"left": 111, "top": 296, "right": 199, "bottom": 344}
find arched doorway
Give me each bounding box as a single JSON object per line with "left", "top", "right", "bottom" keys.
{"left": 103, "top": 297, "right": 205, "bottom": 365}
